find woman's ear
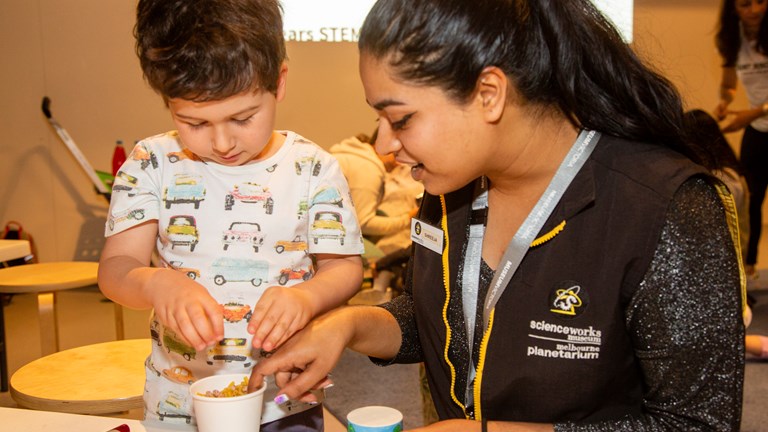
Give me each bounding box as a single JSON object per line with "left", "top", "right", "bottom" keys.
{"left": 475, "top": 66, "right": 508, "bottom": 123}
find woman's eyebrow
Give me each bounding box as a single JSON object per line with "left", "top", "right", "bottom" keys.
{"left": 369, "top": 98, "right": 406, "bottom": 111}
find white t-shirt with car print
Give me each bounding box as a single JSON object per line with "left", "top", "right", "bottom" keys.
{"left": 105, "top": 130, "right": 364, "bottom": 428}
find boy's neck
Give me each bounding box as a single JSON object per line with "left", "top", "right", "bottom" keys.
{"left": 249, "top": 130, "right": 285, "bottom": 164}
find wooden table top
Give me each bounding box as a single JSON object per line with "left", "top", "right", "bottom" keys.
{"left": 0, "top": 261, "right": 98, "bottom": 293}
{"left": 10, "top": 338, "right": 150, "bottom": 415}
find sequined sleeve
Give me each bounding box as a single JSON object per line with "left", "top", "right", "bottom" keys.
{"left": 371, "top": 288, "right": 422, "bottom": 365}
{"left": 555, "top": 177, "right": 745, "bottom": 431}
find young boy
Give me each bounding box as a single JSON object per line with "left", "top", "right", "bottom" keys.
{"left": 97, "top": 0, "right": 364, "bottom": 430}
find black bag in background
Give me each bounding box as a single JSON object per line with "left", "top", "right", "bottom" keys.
{"left": 1, "top": 221, "right": 37, "bottom": 268}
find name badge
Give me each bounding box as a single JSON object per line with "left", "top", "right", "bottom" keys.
{"left": 411, "top": 218, "right": 444, "bottom": 255}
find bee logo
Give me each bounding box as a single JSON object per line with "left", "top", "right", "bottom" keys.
{"left": 549, "top": 281, "right": 588, "bottom": 318}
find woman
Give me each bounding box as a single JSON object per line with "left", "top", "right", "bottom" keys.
{"left": 252, "top": 1, "right": 745, "bottom": 430}
{"left": 715, "top": 0, "right": 768, "bottom": 279}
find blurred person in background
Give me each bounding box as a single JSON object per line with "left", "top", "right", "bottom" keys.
{"left": 715, "top": 0, "right": 768, "bottom": 280}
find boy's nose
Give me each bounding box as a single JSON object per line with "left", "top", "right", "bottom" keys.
{"left": 212, "top": 130, "right": 235, "bottom": 154}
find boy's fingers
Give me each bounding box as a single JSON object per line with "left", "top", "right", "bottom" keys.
{"left": 251, "top": 321, "right": 274, "bottom": 349}
{"left": 189, "top": 306, "right": 218, "bottom": 347}
{"left": 177, "top": 322, "right": 207, "bottom": 351}
{"left": 202, "top": 301, "right": 225, "bottom": 341}
{"left": 262, "top": 318, "right": 293, "bottom": 351}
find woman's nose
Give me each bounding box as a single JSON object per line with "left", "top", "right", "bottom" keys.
{"left": 374, "top": 125, "right": 402, "bottom": 155}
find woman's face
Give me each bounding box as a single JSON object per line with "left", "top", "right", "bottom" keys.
{"left": 735, "top": 0, "right": 767, "bottom": 29}
{"left": 359, "top": 54, "right": 489, "bottom": 196}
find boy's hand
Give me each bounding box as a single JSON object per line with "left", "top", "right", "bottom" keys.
{"left": 247, "top": 286, "right": 314, "bottom": 351}
{"left": 149, "top": 269, "right": 224, "bottom": 351}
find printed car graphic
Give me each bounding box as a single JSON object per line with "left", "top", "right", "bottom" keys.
{"left": 206, "top": 337, "right": 252, "bottom": 367}
{"left": 131, "top": 145, "right": 159, "bottom": 170}
{"left": 162, "top": 329, "right": 196, "bottom": 361}
{"left": 297, "top": 199, "right": 308, "bottom": 219}
{"left": 209, "top": 257, "right": 268, "bottom": 286}
{"left": 162, "top": 366, "right": 196, "bottom": 385}
{"left": 224, "top": 182, "right": 273, "bottom": 214}
{"left": 311, "top": 211, "right": 345, "bottom": 245}
{"left": 168, "top": 261, "right": 200, "bottom": 280}
{"left": 157, "top": 391, "right": 192, "bottom": 424}
{"left": 108, "top": 207, "right": 145, "bottom": 230}
{"left": 163, "top": 174, "right": 205, "bottom": 209}
{"left": 166, "top": 215, "right": 199, "bottom": 252}
{"left": 278, "top": 267, "right": 312, "bottom": 285}
{"left": 310, "top": 186, "right": 343, "bottom": 208}
{"left": 167, "top": 149, "right": 194, "bottom": 163}
{"left": 222, "top": 222, "right": 264, "bottom": 252}
{"left": 111, "top": 171, "right": 139, "bottom": 196}
{"left": 294, "top": 156, "right": 322, "bottom": 176}
{"left": 221, "top": 301, "right": 253, "bottom": 323}
{"left": 274, "top": 236, "right": 308, "bottom": 254}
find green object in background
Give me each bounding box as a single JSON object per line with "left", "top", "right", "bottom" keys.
{"left": 96, "top": 170, "right": 114, "bottom": 194}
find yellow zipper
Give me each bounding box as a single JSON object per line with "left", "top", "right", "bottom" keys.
{"left": 439, "top": 195, "right": 467, "bottom": 415}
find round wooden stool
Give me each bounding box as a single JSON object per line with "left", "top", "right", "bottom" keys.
{"left": 0, "top": 261, "right": 100, "bottom": 355}
{"left": 0, "top": 261, "right": 105, "bottom": 392}
{"left": 10, "top": 338, "right": 150, "bottom": 414}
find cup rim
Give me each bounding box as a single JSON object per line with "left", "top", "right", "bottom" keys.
{"left": 347, "top": 405, "right": 404, "bottom": 426}
{"left": 190, "top": 374, "right": 267, "bottom": 402}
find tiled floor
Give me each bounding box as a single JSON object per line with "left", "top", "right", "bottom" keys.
{"left": 0, "top": 287, "right": 346, "bottom": 431}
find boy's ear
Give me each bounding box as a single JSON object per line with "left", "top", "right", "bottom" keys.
{"left": 276, "top": 63, "right": 288, "bottom": 102}
{"left": 475, "top": 66, "right": 507, "bottom": 123}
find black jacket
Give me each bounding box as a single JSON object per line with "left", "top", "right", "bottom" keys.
{"left": 380, "top": 135, "right": 744, "bottom": 429}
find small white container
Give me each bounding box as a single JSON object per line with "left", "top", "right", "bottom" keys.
{"left": 190, "top": 373, "right": 267, "bottom": 432}
{"left": 347, "top": 406, "right": 404, "bottom": 432}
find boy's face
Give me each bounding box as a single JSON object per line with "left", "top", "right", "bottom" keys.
{"left": 168, "top": 66, "right": 287, "bottom": 166}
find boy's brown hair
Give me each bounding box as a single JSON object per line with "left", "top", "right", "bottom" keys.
{"left": 135, "top": 0, "right": 286, "bottom": 102}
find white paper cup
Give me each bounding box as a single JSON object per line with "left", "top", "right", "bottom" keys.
{"left": 347, "top": 406, "right": 403, "bottom": 432}
{"left": 190, "top": 373, "right": 267, "bottom": 432}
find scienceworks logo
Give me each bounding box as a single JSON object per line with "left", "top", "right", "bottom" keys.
{"left": 549, "top": 280, "right": 588, "bottom": 318}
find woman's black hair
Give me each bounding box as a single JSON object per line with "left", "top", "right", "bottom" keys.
{"left": 683, "top": 109, "right": 744, "bottom": 175}
{"left": 359, "top": 0, "right": 699, "bottom": 162}
{"left": 716, "top": 0, "right": 768, "bottom": 66}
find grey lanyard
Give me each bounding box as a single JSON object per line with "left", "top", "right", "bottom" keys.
{"left": 461, "top": 129, "right": 600, "bottom": 408}
{"left": 461, "top": 181, "right": 488, "bottom": 406}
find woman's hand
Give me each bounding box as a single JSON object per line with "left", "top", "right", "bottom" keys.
{"left": 248, "top": 308, "right": 354, "bottom": 400}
